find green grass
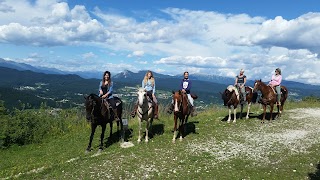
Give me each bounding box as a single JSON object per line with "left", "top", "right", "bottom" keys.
{"left": 1, "top": 101, "right": 320, "bottom": 179}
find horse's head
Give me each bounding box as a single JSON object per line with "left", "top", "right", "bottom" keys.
{"left": 173, "top": 91, "right": 182, "bottom": 112}
{"left": 84, "top": 94, "right": 96, "bottom": 121}
{"left": 137, "top": 88, "right": 147, "bottom": 106}
{"left": 221, "top": 88, "right": 234, "bottom": 106}
{"left": 253, "top": 79, "right": 263, "bottom": 92}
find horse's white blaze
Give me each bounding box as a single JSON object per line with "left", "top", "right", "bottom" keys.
{"left": 174, "top": 99, "right": 179, "bottom": 112}
{"left": 246, "top": 103, "right": 251, "bottom": 119}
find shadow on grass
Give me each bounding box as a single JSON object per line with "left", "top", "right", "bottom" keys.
{"left": 104, "top": 127, "right": 133, "bottom": 148}
{"left": 221, "top": 112, "right": 255, "bottom": 122}
{"left": 148, "top": 123, "right": 165, "bottom": 139}
{"left": 249, "top": 112, "right": 280, "bottom": 122}
{"left": 309, "top": 163, "right": 320, "bottom": 180}
{"left": 184, "top": 121, "right": 199, "bottom": 137}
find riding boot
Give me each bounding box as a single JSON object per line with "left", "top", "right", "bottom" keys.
{"left": 154, "top": 104, "right": 159, "bottom": 119}
{"left": 130, "top": 103, "right": 138, "bottom": 118}
{"left": 167, "top": 103, "right": 174, "bottom": 114}
{"left": 112, "top": 108, "right": 120, "bottom": 122}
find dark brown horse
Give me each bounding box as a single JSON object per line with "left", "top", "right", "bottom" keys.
{"left": 253, "top": 80, "right": 288, "bottom": 123}
{"left": 171, "top": 90, "right": 197, "bottom": 143}
{"left": 84, "top": 94, "right": 124, "bottom": 152}
{"left": 221, "top": 85, "right": 258, "bottom": 122}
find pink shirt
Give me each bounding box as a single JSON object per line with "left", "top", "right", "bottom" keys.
{"left": 269, "top": 75, "right": 282, "bottom": 86}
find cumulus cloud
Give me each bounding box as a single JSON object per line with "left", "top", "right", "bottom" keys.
{"left": 82, "top": 52, "right": 97, "bottom": 59}
{"left": 0, "top": 0, "right": 14, "bottom": 13}
{"left": 1, "top": 1, "right": 320, "bottom": 84}
{"left": 127, "top": 50, "right": 144, "bottom": 57}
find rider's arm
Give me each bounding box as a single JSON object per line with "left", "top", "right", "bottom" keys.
{"left": 98, "top": 81, "right": 103, "bottom": 96}
{"left": 234, "top": 76, "right": 238, "bottom": 86}
{"left": 107, "top": 82, "right": 113, "bottom": 96}
{"left": 153, "top": 80, "right": 156, "bottom": 95}
{"left": 243, "top": 76, "right": 247, "bottom": 86}
{"left": 185, "top": 80, "right": 191, "bottom": 94}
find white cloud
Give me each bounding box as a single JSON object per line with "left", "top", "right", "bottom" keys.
{"left": 1, "top": 1, "right": 320, "bottom": 84}
{"left": 82, "top": 52, "right": 97, "bottom": 59}
{"left": 127, "top": 50, "right": 144, "bottom": 57}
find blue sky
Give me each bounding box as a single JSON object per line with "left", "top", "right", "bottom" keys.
{"left": 1, "top": 0, "right": 320, "bottom": 84}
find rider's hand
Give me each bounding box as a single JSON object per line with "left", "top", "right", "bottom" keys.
{"left": 181, "top": 89, "right": 186, "bottom": 93}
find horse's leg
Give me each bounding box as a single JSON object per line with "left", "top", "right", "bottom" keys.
{"left": 99, "top": 124, "right": 106, "bottom": 151}
{"left": 246, "top": 102, "right": 251, "bottom": 119}
{"left": 145, "top": 119, "right": 150, "bottom": 143}
{"left": 262, "top": 105, "right": 266, "bottom": 123}
{"left": 269, "top": 104, "right": 274, "bottom": 121}
{"left": 109, "top": 121, "right": 113, "bottom": 141}
{"left": 233, "top": 107, "right": 237, "bottom": 123}
{"left": 137, "top": 118, "right": 142, "bottom": 143}
{"left": 179, "top": 118, "right": 184, "bottom": 141}
{"left": 227, "top": 107, "right": 231, "bottom": 123}
{"left": 172, "top": 116, "right": 178, "bottom": 143}
{"left": 86, "top": 123, "right": 97, "bottom": 152}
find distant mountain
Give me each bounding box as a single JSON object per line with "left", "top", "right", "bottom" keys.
{"left": 0, "top": 58, "right": 66, "bottom": 75}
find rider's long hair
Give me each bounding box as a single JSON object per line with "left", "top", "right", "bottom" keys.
{"left": 102, "top": 71, "right": 112, "bottom": 87}
{"left": 143, "top": 70, "right": 155, "bottom": 87}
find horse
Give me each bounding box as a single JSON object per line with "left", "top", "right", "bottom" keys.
{"left": 171, "top": 90, "right": 198, "bottom": 143}
{"left": 253, "top": 80, "right": 288, "bottom": 123}
{"left": 84, "top": 94, "right": 124, "bottom": 152}
{"left": 136, "top": 88, "right": 154, "bottom": 143}
{"left": 221, "top": 85, "right": 258, "bottom": 123}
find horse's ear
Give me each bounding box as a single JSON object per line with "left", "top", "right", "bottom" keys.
{"left": 259, "top": 79, "right": 261, "bottom": 82}
{"left": 172, "top": 90, "right": 175, "bottom": 94}
{"left": 83, "top": 94, "right": 88, "bottom": 99}
{"left": 178, "top": 90, "right": 182, "bottom": 95}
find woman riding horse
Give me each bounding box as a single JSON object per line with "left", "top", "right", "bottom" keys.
{"left": 268, "top": 68, "right": 282, "bottom": 106}
{"left": 234, "top": 69, "right": 247, "bottom": 103}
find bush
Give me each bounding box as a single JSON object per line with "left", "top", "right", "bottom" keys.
{"left": 0, "top": 105, "right": 85, "bottom": 148}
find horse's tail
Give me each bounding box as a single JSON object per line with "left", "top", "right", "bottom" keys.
{"left": 191, "top": 94, "right": 198, "bottom": 99}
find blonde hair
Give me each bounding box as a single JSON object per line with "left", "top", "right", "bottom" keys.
{"left": 240, "top": 69, "right": 244, "bottom": 73}
{"left": 143, "top": 70, "right": 155, "bottom": 86}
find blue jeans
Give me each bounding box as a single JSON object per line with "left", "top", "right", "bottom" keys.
{"left": 275, "top": 86, "right": 281, "bottom": 102}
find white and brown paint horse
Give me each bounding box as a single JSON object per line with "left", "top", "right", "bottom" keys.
{"left": 136, "top": 88, "right": 154, "bottom": 143}
{"left": 221, "top": 85, "right": 257, "bottom": 123}
{"left": 172, "top": 90, "right": 198, "bottom": 142}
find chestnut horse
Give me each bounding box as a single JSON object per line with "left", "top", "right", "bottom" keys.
{"left": 221, "top": 85, "right": 257, "bottom": 123}
{"left": 172, "top": 90, "right": 197, "bottom": 143}
{"left": 253, "top": 80, "right": 288, "bottom": 123}
{"left": 84, "top": 94, "right": 124, "bottom": 152}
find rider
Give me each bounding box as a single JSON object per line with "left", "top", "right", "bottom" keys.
{"left": 131, "top": 70, "right": 159, "bottom": 119}
{"left": 168, "top": 71, "right": 196, "bottom": 116}
{"left": 268, "top": 68, "right": 282, "bottom": 105}
{"left": 99, "top": 71, "right": 120, "bottom": 121}
{"left": 234, "top": 69, "right": 247, "bottom": 103}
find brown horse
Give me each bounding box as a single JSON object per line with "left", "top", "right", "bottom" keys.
{"left": 171, "top": 90, "right": 197, "bottom": 143}
{"left": 84, "top": 94, "right": 124, "bottom": 152}
{"left": 253, "top": 80, "right": 288, "bottom": 123}
{"left": 221, "top": 85, "right": 258, "bottom": 123}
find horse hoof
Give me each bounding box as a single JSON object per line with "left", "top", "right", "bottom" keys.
{"left": 233, "top": 121, "right": 236, "bottom": 123}
{"left": 97, "top": 149, "right": 103, "bottom": 153}
{"left": 85, "top": 150, "right": 90, "bottom": 154}
{"left": 145, "top": 139, "right": 149, "bottom": 143}
{"left": 137, "top": 139, "right": 141, "bottom": 143}
{"left": 227, "top": 120, "right": 231, "bottom": 123}
{"left": 172, "top": 140, "right": 176, "bottom": 143}
{"left": 179, "top": 137, "right": 183, "bottom": 141}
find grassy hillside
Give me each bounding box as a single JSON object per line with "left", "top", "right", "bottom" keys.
{"left": 1, "top": 99, "right": 320, "bottom": 179}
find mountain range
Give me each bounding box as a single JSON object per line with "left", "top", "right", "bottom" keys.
{"left": 0, "top": 58, "right": 319, "bottom": 109}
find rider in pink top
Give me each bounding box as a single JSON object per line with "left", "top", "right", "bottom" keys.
{"left": 268, "top": 68, "right": 282, "bottom": 105}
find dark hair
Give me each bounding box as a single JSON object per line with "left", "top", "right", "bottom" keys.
{"left": 102, "top": 71, "right": 112, "bottom": 87}
{"left": 184, "top": 71, "right": 189, "bottom": 75}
